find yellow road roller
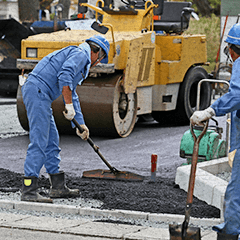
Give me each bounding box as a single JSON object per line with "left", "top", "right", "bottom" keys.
{"left": 16, "top": 0, "right": 212, "bottom": 137}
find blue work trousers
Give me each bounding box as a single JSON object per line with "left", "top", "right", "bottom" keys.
{"left": 213, "top": 149, "right": 240, "bottom": 237}
{"left": 22, "top": 81, "right": 61, "bottom": 177}
{"left": 213, "top": 111, "right": 240, "bottom": 236}
{"left": 224, "top": 149, "right": 240, "bottom": 235}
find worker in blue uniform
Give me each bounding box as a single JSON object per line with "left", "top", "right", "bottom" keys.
{"left": 190, "top": 23, "right": 240, "bottom": 240}
{"left": 21, "top": 35, "right": 110, "bottom": 203}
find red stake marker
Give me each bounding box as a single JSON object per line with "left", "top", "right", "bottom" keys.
{"left": 151, "top": 154, "right": 157, "bottom": 182}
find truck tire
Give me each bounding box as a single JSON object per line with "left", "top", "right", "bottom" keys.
{"left": 152, "top": 66, "right": 211, "bottom": 125}
{"left": 177, "top": 66, "right": 211, "bottom": 123}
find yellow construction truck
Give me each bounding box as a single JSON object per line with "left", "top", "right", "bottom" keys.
{"left": 16, "top": 0, "right": 212, "bottom": 137}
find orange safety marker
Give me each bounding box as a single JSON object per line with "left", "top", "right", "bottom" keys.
{"left": 153, "top": 15, "right": 161, "bottom": 21}
{"left": 77, "top": 13, "right": 85, "bottom": 19}
{"left": 151, "top": 154, "right": 157, "bottom": 182}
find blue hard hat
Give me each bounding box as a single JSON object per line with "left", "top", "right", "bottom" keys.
{"left": 225, "top": 23, "right": 240, "bottom": 46}
{"left": 86, "top": 35, "right": 110, "bottom": 64}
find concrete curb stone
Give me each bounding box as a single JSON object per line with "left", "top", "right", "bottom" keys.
{"left": 0, "top": 194, "right": 221, "bottom": 239}
{"left": 0, "top": 97, "right": 16, "bottom": 105}
{"left": 0, "top": 199, "right": 221, "bottom": 227}
{"left": 15, "top": 200, "right": 80, "bottom": 215}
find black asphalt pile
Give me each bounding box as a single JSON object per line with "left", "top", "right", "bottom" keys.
{"left": 0, "top": 168, "right": 220, "bottom": 219}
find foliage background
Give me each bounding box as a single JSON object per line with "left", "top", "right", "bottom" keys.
{"left": 184, "top": 0, "right": 221, "bottom": 73}
{"left": 186, "top": 0, "right": 221, "bottom": 16}
{"left": 184, "top": 14, "right": 221, "bottom": 73}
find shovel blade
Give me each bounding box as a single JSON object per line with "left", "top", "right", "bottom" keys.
{"left": 82, "top": 169, "right": 144, "bottom": 182}
{"left": 169, "top": 224, "right": 201, "bottom": 240}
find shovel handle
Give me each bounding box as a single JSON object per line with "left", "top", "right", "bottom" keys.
{"left": 187, "top": 121, "right": 208, "bottom": 204}
{"left": 72, "top": 118, "right": 119, "bottom": 174}
{"left": 182, "top": 121, "right": 208, "bottom": 238}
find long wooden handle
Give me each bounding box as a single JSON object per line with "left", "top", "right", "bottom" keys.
{"left": 182, "top": 122, "right": 208, "bottom": 238}
{"left": 72, "top": 118, "right": 119, "bottom": 173}
{"left": 187, "top": 122, "right": 208, "bottom": 204}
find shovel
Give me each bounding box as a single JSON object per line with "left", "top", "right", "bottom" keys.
{"left": 72, "top": 118, "right": 144, "bottom": 182}
{"left": 169, "top": 121, "right": 208, "bottom": 240}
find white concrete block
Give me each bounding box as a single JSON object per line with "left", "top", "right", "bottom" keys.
{"left": 190, "top": 217, "right": 221, "bottom": 227}
{"left": 212, "top": 185, "right": 227, "bottom": 210}
{"left": 148, "top": 213, "right": 184, "bottom": 224}
{"left": 195, "top": 168, "right": 213, "bottom": 178}
{"left": 114, "top": 209, "right": 148, "bottom": 220}
{"left": 79, "top": 208, "right": 115, "bottom": 218}
{"left": 175, "top": 165, "right": 190, "bottom": 191}
{"left": 194, "top": 176, "right": 218, "bottom": 205}
{"left": 15, "top": 201, "right": 80, "bottom": 215}
{"left": 80, "top": 208, "right": 148, "bottom": 221}
{"left": 0, "top": 199, "right": 15, "bottom": 210}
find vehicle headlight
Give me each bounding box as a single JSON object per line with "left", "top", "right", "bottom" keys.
{"left": 26, "top": 48, "right": 37, "bottom": 58}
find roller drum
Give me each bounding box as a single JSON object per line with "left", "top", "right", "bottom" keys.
{"left": 16, "top": 73, "right": 137, "bottom": 138}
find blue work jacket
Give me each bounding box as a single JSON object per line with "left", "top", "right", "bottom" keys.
{"left": 27, "top": 42, "right": 91, "bottom": 125}
{"left": 211, "top": 57, "right": 240, "bottom": 151}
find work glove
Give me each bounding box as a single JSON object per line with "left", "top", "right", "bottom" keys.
{"left": 63, "top": 103, "right": 75, "bottom": 120}
{"left": 190, "top": 107, "right": 215, "bottom": 126}
{"left": 76, "top": 124, "right": 89, "bottom": 141}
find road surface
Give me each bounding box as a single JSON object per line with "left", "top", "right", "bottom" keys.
{"left": 0, "top": 95, "right": 228, "bottom": 179}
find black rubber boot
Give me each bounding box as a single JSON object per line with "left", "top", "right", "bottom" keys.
{"left": 21, "top": 176, "right": 53, "bottom": 203}
{"left": 217, "top": 232, "right": 239, "bottom": 240}
{"left": 49, "top": 171, "right": 80, "bottom": 198}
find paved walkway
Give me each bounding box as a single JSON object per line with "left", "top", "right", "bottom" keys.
{"left": 0, "top": 211, "right": 218, "bottom": 240}
{"left": 0, "top": 200, "right": 220, "bottom": 240}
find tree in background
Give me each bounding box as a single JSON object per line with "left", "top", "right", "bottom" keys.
{"left": 18, "top": 0, "right": 39, "bottom": 22}
{"left": 18, "top": 0, "right": 71, "bottom": 22}
{"left": 40, "top": 0, "right": 54, "bottom": 11}
{"left": 186, "top": 0, "right": 220, "bottom": 17}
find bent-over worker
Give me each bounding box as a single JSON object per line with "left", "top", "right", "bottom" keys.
{"left": 21, "top": 35, "right": 110, "bottom": 203}
{"left": 190, "top": 23, "right": 240, "bottom": 240}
